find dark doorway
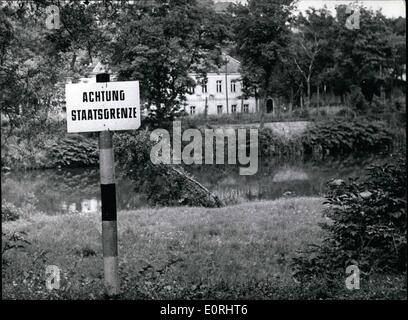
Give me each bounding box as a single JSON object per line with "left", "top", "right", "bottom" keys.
{"left": 266, "top": 99, "right": 273, "bottom": 113}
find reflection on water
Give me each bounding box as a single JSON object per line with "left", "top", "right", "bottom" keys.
{"left": 1, "top": 154, "right": 389, "bottom": 215}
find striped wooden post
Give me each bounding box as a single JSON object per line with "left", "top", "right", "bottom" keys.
{"left": 96, "top": 73, "right": 120, "bottom": 296}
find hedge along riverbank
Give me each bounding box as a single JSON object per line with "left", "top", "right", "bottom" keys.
{"left": 300, "top": 119, "right": 395, "bottom": 157}
{"left": 239, "top": 118, "right": 395, "bottom": 161}
{"left": 1, "top": 118, "right": 398, "bottom": 171}
{"left": 1, "top": 134, "right": 99, "bottom": 171}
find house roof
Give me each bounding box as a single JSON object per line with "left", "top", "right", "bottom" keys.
{"left": 214, "top": 1, "right": 235, "bottom": 13}
{"left": 206, "top": 55, "right": 241, "bottom": 74}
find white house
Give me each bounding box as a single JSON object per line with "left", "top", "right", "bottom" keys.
{"left": 183, "top": 55, "right": 257, "bottom": 116}
{"left": 64, "top": 57, "right": 259, "bottom": 118}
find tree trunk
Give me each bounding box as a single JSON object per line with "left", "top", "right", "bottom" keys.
{"left": 259, "top": 97, "right": 265, "bottom": 129}
{"left": 317, "top": 81, "right": 320, "bottom": 116}
{"left": 204, "top": 96, "right": 208, "bottom": 119}
{"left": 289, "top": 86, "right": 294, "bottom": 114}
{"left": 306, "top": 77, "right": 311, "bottom": 108}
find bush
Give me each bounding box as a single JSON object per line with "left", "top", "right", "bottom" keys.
{"left": 114, "top": 130, "right": 223, "bottom": 207}
{"left": 301, "top": 119, "right": 394, "bottom": 157}
{"left": 293, "top": 149, "right": 407, "bottom": 283}
{"left": 1, "top": 201, "right": 21, "bottom": 222}
{"left": 48, "top": 135, "right": 98, "bottom": 168}
{"left": 319, "top": 109, "right": 327, "bottom": 117}
{"left": 394, "top": 97, "right": 406, "bottom": 112}
{"left": 258, "top": 128, "right": 303, "bottom": 159}
{"left": 370, "top": 96, "right": 386, "bottom": 114}
{"left": 292, "top": 108, "right": 310, "bottom": 119}
{"left": 349, "top": 86, "right": 368, "bottom": 114}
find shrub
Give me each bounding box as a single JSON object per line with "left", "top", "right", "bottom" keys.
{"left": 370, "top": 96, "right": 386, "bottom": 114}
{"left": 301, "top": 119, "right": 394, "bottom": 157}
{"left": 48, "top": 135, "right": 98, "bottom": 168}
{"left": 292, "top": 108, "right": 309, "bottom": 119}
{"left": 394, "top": 97, "right": 405, "bottom": 112}
{"left": 319, "top": 109, "right": 327, "bottom": 117}
{"left": 1, "top": 201, "right": 21, "bottom": 222}
{"left": 349, "top": 86, "right": 368, "bottom": 114}
{"left": 2, "top": 231, "right": 31, "bottom": 257}
{"left": 114, "top": 130, "right": 223, "bottom": 207}
{"left": 293, "top": 149, "right": 407, "bottom": 283}
{"left": 258, "top": 128, "right": 303, "bottom": 159}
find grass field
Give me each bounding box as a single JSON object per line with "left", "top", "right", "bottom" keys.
{"left": 3, "top": 197, "right": 325, "bottom": 299}
{"left": 2, "top": 197, "right": 406, "bottom": 300}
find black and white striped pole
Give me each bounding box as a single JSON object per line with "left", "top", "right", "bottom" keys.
{"left": 96, "top": 73, "right": 120, "bottom": 296}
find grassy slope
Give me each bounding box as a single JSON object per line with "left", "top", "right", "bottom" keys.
{"left": 3, "top": 197, "right": 406, "bottom": 300}
{"left": 3, "top": 197, "right": 325, "bottom": 299}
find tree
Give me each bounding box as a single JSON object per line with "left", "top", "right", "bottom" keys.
{"left": 0, "top": 2, "right": 64, "bottom": 142}
{"left": 332, "top": 5, "right": 395, "bottom": 106}
{"left": 232, "top": 0, "right": 294, "bottom": 127}
{"left": 0, "top": 0, "right": 113, "bottom": 143}
{"left": 288, "top": 8, "right": 333, "bottom": 109}
{"left": 102, "top": 0, "right": 228, "bottom": 128}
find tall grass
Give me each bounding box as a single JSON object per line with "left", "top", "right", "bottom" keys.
{"left": 2, "top": 198, "right": 325, "bottom": 299}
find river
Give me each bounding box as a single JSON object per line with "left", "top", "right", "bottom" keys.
{"left": 1, "top": 153, "right": 389, "bottom": 215}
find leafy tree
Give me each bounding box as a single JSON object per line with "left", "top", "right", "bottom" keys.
{"left": 0, "top": 2, "right": 64, "bottom": 143}
{"left": 232, "top": 0, "right": 294, "bottom": 127}
{"left": 102, "top": 0, "right": 228, "bottom": 128}
{"left": 331, "top": 5, "right": 395, "bottom": 105}
{"left": 288, "top": 7, "right": 334, "bottom": 109}
{"left": 0, "top": 0, "right": 112, "bottom": 144}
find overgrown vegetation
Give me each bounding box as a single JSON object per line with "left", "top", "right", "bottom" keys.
{"left": 1, "top": 127, "right": 98, "bottom": 170}
{"left": 253, "top": 118, "right": 396, "bottom": 160}
{"left": 48, "top": 135, "right": 98, "bottom": 168}
{"left": 1, "top": 198, "right": 323, "bottom": 299}
{"left": 114, "top": 130, "right": 223, "bottom": 208}
{"left": 301, "top": 119, "right": 395, "bottom": 157}
{"left": 292, "top": 149, "right": 407, "bottom": 297}
{"left": 3, "top": 197, "right": 405, "bottom": 299}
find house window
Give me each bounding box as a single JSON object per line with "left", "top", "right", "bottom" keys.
{"left": 231, "top": 104, "right": 237, "bottom": 113}
{"left": 202, "top": 84, "right": 207, "bottom": 93}
{"left": 217, "top": 105, "right": 223, "bottom": 114}
{"left": 231, "top": 81, "right": 236, "bottom": 93}
{"left": 243, "top": 104, "right": 249, "bottom": 113}
{"left": 188, "top": 86, "right": 195, "bottom": 94}
{"left": 190, "top": 106, "right": 196, "bottom": 115}
{"left": 216, "top": 80, "right": 222, "bottom": 93}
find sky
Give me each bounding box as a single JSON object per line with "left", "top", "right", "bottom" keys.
{"left": 295, "top": 1, "right": 406, "bottom": 18}
{"left": 214, "top": 0, "right": 406, "bottom": 18}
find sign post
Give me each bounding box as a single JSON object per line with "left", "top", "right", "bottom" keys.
{"left": 96, "top": 73, "right": 119, "bottom": 296}
{"left": 65, "top": 74, "right": 140, "bottom": 297}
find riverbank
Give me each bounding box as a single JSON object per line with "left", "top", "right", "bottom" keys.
{"left": 3, "top": 197, "right": 405, "bottom": 300}
{"left": 1, "top": 116, "right": 402, "bottom": 171}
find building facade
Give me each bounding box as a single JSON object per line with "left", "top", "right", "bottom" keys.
{"left": 183, "top": 56, "right": 257, "bottom": 116}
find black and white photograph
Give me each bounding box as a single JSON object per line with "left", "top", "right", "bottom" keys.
{"left": 1, "top": 0, "right": 406, "bottom": 306}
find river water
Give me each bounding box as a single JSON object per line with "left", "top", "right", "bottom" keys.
{"left": 1, "top": 154, "right": 389, "bottom": 215}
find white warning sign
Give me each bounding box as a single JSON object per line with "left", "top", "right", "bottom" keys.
{"left": 65, "top": 81, "right": 140, "bottom": 133}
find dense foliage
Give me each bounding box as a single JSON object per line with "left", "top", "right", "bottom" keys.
{"left": 301, "top": 119, "right": 394, "bottom": 156}
{"left": 103, "top": 0, "right": 229, "bottom": 127}
{"left": 293, "top": 149, "right": 406, "bottom": 284}
{"left": 114, "top": 130, "right": 223, "bottom": 207}
{"left": 1, "top": 132, "right": 99, "bottom": 170}
{"left": 48, "top": 135, "right": 98, "bottom": 168}
{"left": 1, "top": 201, "right": 21, "bottom": 222}
{"left": 232, "top": 2, "right": 406, "bottom": 111}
